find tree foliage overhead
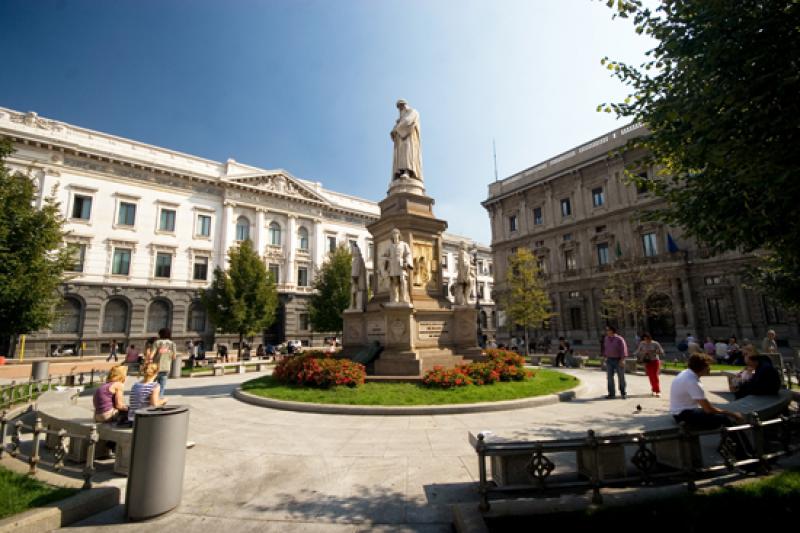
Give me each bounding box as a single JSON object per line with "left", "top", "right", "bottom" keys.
{"left": 308, "top": 245, "right": 352, "bottom": 334}
{"left": 0, "top": 138, "right": 74, "bottom": 352}
{"left": 600, "top": 0, "right": 800, "bottom": 306}
{"left": 201, "top": 239, "right": 278, "bottom": 355}
{"left": 501, "top": 248, "right": 554, "bottom": 353}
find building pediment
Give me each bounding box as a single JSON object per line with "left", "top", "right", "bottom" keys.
{"left": 228, "top": 173, "right": 329, "bottom": 204}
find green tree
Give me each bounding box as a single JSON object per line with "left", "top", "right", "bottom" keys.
{"left": 501, "top": 248, "right": 554, "bottom": 355}
{"left": 308, "top": 245, "right": 352, "bottom": 337}
{"left": 0, "top": 139, "right": 74, "bottom": 356}
{"left": 599, "top": 261, "right": 671, "bottom": 336}
{"left": 201, "top": 239, "right": 278, "bottom": 357}
{"left": 600, "top": 0, "right": 800, "bottom": 307}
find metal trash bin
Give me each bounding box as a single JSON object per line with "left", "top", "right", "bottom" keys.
{"left": 31, "top": 360, "right": 49, "bottom": 381}
{"left": 125, "top": 405, "right": 190, "bottom": 521}
{"left": 169, "top": 357, "right": 183, "bottom": 379}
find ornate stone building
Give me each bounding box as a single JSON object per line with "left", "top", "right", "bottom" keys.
{"left": 0, "top": 107, "right": 494, "bottom": 356}
{"left": 483, "top": 123, "right": 798, "bottom": 351}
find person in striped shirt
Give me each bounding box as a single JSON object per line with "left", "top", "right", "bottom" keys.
{"left": 128, "top": 363, "right": 167, "bottom": 422}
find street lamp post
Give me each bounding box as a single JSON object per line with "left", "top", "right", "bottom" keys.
{"left": 472, "top": 247, "right": 483, "bottom": 347}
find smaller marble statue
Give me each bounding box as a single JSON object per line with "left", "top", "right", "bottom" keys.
{"left": 383, "top": 228, "right": 414, "bottom": 304}
{"left": 390, "top": 99, "right": 423, "bottom": 181}
{"left": 349, "top": 243, "right": 368, "bottom": 311}
{"left": 454, "top": 242, "right": 476, "bottom": 306}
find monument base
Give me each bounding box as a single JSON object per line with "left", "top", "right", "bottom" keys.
{"left": 343, "top": 305, "right": 482, "bottom": 377}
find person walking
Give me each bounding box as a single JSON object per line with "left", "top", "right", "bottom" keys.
{"left": 603, "top": 325, "right": 629, "bottom": 399}
{"left": 635, "top": 332, "right": 664, "bottom": 397}
{"left": 153, "top": 328, "right": 176, "bottom": 395}
{"left": 106, "top": 339, "right": 119, "bottom": 362}
{"left": 555, "top": 337, "right": 571, "bottom": 367}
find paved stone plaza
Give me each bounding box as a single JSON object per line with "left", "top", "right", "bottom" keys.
{"left": 59, "top": 368, "right": 734, "bottom": 532}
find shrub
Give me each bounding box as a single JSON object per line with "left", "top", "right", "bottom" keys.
{"left": 421, "top": 365, "right": 473, "bottom": 388}
{"left": 459, "top": 361, "right": 501, "bottom": 385}
{"left": 483, "top": 348, "right": 530, "bottom": 381}
{"left": 273, "top": 352, "right": 365, "bottom": 388}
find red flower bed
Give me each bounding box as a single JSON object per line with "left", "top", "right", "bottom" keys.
{"left": 273, "top": 352, "right": 366, "bottom": 388}
{"left": 421, "top": 365, "right": 473, "bottom": 388}
{"left": 422, "top": 349, "right": 534, "bottom": 388}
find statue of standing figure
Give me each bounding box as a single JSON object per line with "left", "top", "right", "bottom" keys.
{"left": 349, "top": 243, "right": 368, "bottom": 311}
{"left": 383, "top": 228, "right": 414, "bottom": 304}
{"left": 390, "top": 99, "right": 423, "bottom": 181}
{"left": 454, "top": 242, "right": 476, "bottom": 306}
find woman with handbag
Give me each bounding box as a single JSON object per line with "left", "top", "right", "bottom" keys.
{"left": 635, "top": 332, "right": 664, "bottom": 397}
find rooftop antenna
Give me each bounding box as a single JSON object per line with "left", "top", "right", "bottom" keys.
{"left": 493, "top": 138, "right": 499, "bottom": 182}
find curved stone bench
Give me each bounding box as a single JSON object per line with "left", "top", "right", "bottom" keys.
{"left": 37, "top": 403, "right": 132, "bottom": 476}
{"left": 469, "top": 389, "right": 795, "bottom": 510}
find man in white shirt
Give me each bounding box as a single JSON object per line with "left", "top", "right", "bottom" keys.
{"left": 670, "top": 354, "right": 744, "bottom": 429}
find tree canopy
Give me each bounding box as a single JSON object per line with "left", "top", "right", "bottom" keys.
{"left": 201, "top": 239, "right": 278, "bottom": 355}
{"left": 308, "top": 245, "right": 352, "bottom": 335}
{"left": 599, "top": 261, "right": 671, "bottom": 336}
{"left": 501, "top": 248, "right": 554, "bottom": 354}
{"left": 0, "top": 139, "right": 74, "bottom": 355}
{"left": 601, "top": 0, "right": 800, "bottom": 307}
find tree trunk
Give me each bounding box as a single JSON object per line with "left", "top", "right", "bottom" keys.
{"left": 524, "top": 329, "right": 530, "bottom": 356}
{"left": 238, "top": 332, "right": 243, "bottom": 359}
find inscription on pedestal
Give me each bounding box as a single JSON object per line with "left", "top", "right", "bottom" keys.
{"left": 367, "top": 320, "right": 386, "bottom": 341}
{"left": 418, "top": 320, "right": 450, "bottom": 340}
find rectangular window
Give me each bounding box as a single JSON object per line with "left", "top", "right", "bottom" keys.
{"left": 563, "top": 233, "right": 572, "bottom": 242}
{"left": 707, "top": 298, "right": 724, "bottom": 327}
{"left": 441, "top": 255, "right": 448, "bottom": 268}
{"left": 560, "top": 198, "right": 571, "bottom": 217}
{"left": 597, "top": 243, "right": 609, "bottom": 265}
{"left": 268, "top": 263, "right": 280, "bottom": 283}
{"left": 197, "top": 214, "right": 211, "bottom": 237}
{"left": 488, "top": 262, "right": 493, "bottom": 275}
{"left": 595, "top": 225, "right": 606, "bottom": 233}
{"left": 159, "top": 209, "right": 176, "bottom": 232}
{"left": 118, "top": 202, "right": 136, "bottom": 226}
{"left": 71, "top": 194, "right": 92, "bottom": 220}
{"left": 155, "top": 252, "right": 172, "bottom": 278}
{"left": 762, "top": 296, "right": 786, "bottom": 324}
{"left": 534, "top": 240, "right": 544, "bottom": 248}
{"left": 112, "top": 248, "right": 131, "bottom": 276}
{"left": 536, "top": 258, "right": 547, "bottom": 274}
{"left": 533, "top": 207, "right": 543, "bottom": 225}
{"left": 642, "top": 232, "right": 658, "bottom": 257}
{"left": 704, "top": 276, "right": 722, "bottom": 285}
{"left": 636, "top": 170, "right": 650, "bottom": 194}
{"left": 509, "top": 214, "right": 518, "bottom": 232}
{"left": 569, "top": 291, "right": 580, "bottom": 298}
{"left": 349, "top": 239, "right": 358, "bottom": 250}
{"left": 564, "top": 249, "right": 577, "bottom": 271}
{"left": 299, "top": 313, "right": 309, "bottom": 331}
{"left": 592, "top": 187, "right": 605, "bottom": 207}
{"left": 67, "top": 243, "right": 87, "bottom": 272}
{"left": 297, "top": 266, "right": 309, "bottom": 287}
{"left": 193, "top": 256, "right": 208, "bottom": 281}
{"left": 570, "top": 307, "right": 582, "bottom": 330}
{"left": 327, "top": 236, "right": 337, "bottom": 253}
{"left": 367, "top": 242, "right": 374, "bottom": 260}
{"left": 478, "top": 283, "right": 485, "bottom": 299}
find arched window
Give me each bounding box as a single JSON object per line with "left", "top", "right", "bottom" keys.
{"left": 102, "top": 299, "right": 129, "bottom": 333}
{"left": 53, "top": 298, "right": 82, "bottom": 333}
{"left": 187, "top": 302, "right": 207, "bottom": 332}
{"left": 236, "top": 216, "right": 250, "bottom": 242}
{"left": 298, "top": 227, "right": 309, "bottom": 250}
{"left": 147, "top": 299, "right": 171, "bottom": 333}
{"left": 269, "top": 222, "right": 282, "bottom": 246}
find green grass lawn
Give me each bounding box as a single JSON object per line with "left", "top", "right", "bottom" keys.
{"left": 487, "top": 467, "right": 800, "bottom": 531}
{"left": 580, "top": 358, "right": 744, "bottom": 372}
{"left": 0, "top": 467, "right": 77, "bottom": 520}
{"left": 241, "top": 370, "right": 579, "bottom": 405}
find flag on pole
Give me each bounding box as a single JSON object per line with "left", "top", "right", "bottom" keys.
{"left": 615, "top": 242, "right": 623, "bottom": 258}
{"left": 667, "top": 233, "right": 680, "bottom": 253}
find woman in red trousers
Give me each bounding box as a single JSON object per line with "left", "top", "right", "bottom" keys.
{"left": 635, "top": 332, "right": 664, "bottom": 397}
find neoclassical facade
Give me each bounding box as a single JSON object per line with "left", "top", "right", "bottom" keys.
{"left": 0, "top": 107, "right": 494, "bottom": 355}
{"left": 483, "top": 123, "right": 798, "bottom": 350}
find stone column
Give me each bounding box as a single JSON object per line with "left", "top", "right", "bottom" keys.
{"left": 222, "top": 201, "right": 235, "bottom": 269}
{"left": 586, "top": 288, "right": 598, "bottom": 339}
{"left": 256, "top": 208, "right": 267, "bottom": 258}
{"left": 518, "top": 194, "right": 529, "bottom": 234}
{"left": 313, "top": 218, "right": 324, "bottom": 268}
{"left": 680, "top": 276, "right": 697, "bottom": 333}
{"left": 286, "top": 214, "right": 297, "bottom": 285}
{"left": 670, "top": 278, "right": 685, "bottom": 327}
{"left": 732, "top": 275, "right": 756, "bottom": 339}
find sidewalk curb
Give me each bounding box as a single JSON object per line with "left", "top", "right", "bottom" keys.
{"left": 0, "top": 485, "right": 120, "bottom": 533}
{"left": 233, "top": 381, "right": 588, "bottom": 416}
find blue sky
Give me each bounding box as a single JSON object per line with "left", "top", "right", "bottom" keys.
{"left": 0, "top": 0, "right": 653, "bottom": 244}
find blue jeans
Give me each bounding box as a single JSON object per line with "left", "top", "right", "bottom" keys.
{"left": 157, "top": 372, "right": 168, "bottom": 395}
{"left": 606, "top": 358, "right": 626, "bottom": 397}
